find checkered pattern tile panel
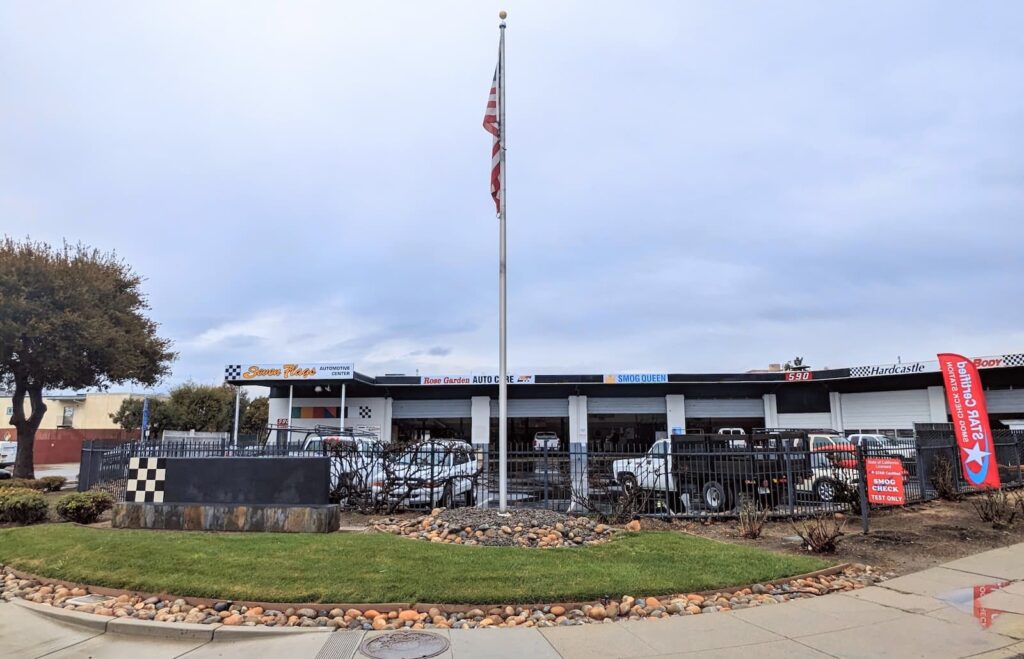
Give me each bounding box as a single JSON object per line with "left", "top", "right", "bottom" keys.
{"left": 358, "top": 405, "right": 372, "bottom": 419}
{"left": 126, "top": 457, "right": 166, "bottom": 503}
{"left": 224, "top": 364, "right": 243, "bottom": 380}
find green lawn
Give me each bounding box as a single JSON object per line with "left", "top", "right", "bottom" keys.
{"left": 0, "top": 525, "right": 829, "bottom": 603}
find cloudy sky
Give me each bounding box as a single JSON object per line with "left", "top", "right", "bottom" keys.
{"left": 3, "top": 1, "right": 1023, "bottom": 387}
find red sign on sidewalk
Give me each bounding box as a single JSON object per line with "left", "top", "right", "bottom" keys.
{"left": 865, "top": 457, "right": 906, "bottom": 505}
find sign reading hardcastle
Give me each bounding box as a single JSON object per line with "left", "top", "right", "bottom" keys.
{"left": 224, "top": 363, "right": 354, "bottom": 382}
{"left": 420, "top": 374, "right": 535, "bottom": 385}
{"left": 938, "top": 353, "right": 1001, "bottom": 489}
{"left": 865, "top": 457, "right": 906, "bottom": 505}
{"left": 603, "top": 374, "right": 668, "bottom": 384}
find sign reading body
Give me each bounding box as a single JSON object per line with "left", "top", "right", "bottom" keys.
{"left": 603, "top": 374, "right": 668, "bottom": 384}
{"left": 420, "top": 374, "right": 535, "bottom": 385}
{"left": 938, "top": 353, "right": 1001, "bottom": 489}
{"left": 865, "top": 457, "right": 906, "bottom": 505}
{"left": 224, "top": 363, "right": 354, "bottom": 382}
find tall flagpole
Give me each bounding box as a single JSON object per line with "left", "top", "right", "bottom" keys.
{"left": 497, "top": 11, "right": 508, "bottom": 512}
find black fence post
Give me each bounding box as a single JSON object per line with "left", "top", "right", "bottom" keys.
{"left": 855, "top": 443, "right": 870, "bottom": 534}
{"left": 915, "top": 438, "right": 930, "bottom": 502}
{"left": 784, "top": 439, "right": 795, "bottom": 518}
{"left": 663, "top": 448, "right": 671, "bottom": 519}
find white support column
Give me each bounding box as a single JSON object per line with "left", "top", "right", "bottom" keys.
{"left": 382, "top": 397, "right": 393, "bottom": 443}
{"left": 568, "top": 395, "right": 588, "bottom": 510}
{"left": 829, "top": 391, "right": 844, "bottom": 433}
{"left": 666, "top": 394, "right": 686, "bottom": 436}
{"left": 471, "top": 396, "right": 491, "bottom": 508}
{"left": 927, "top": 386, "right": 948, "bottom": 423}
{"left": 340, "top": 383, "right": 347, "bottom": 432}
{"left": 287, "top": 385, "right": 294, "bottom": 427}
{"left": 763, "top": 393, "right": 779, "bottom": 429}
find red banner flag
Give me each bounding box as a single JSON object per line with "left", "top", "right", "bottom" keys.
{"left": 938, "top": 353, "right": 1001, "bottom": 489}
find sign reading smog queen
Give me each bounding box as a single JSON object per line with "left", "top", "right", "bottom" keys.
{"left": 603, "top": 373, "right": 668, "bottom": 384}
{"left": 420, "top": 374, "right": 535, "bottom": 385}
{"left": 224, "top": 362, "right": 354, "bottom": 382}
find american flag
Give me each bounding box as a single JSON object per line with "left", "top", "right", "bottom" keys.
{"left": 483, "top": 64, "right": 501, "bottom": 214}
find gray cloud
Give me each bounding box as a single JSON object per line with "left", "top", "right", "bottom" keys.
{"left": 2, "top": 1, "right": 1022, "bottom": 384}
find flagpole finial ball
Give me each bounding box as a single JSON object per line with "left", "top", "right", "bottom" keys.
{"left": 499, "top": 10, "right": 507, "bottom": 19}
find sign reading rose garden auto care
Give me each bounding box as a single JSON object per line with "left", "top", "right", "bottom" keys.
{"left": 938, "top": 353, "right": 1001, "bottom": 489}
{"left": 865, "top": 457, "right": 906, "bottom": 505}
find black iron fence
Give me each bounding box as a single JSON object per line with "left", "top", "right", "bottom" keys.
{"left": 77, "top": 425, "right": 1024, "bottom": 521}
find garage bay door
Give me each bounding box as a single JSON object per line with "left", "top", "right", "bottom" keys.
{"left": 490, "top": 398, "right": 569, "bottom": 417}
{"left": 839, "top": 390, "right": 930, "bottom": 429}
{"left": 986, "top": 389, "right": 1024, "bottom": 414}
{"left": 587, "top": 397, "right": 667, "bottom": 414}
{"left": 685, "top": 398, "right": 764, "bottom": 418}
{"left": 392, "top": 399, "right": 472, "bottom": 419}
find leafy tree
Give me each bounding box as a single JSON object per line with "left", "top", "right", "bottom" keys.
{"left": 241, "top": 396, "right": 269, "bottom": 436}
{"left": 0, "top": 239, "right": 175, "bottom": 478}
{"left": 109, "top": 397, "right": 173, "bottom": 439}
{"left": 111, "top": 384, "right": 251, "bottom": 437}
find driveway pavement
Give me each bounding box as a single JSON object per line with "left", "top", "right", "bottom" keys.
{"left": 3, "top": 542, "right": 1024, "bottom": 658}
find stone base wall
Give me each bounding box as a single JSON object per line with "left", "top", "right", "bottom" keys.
{"left": 112, "top": 502, "right": 340, "bottom": 533}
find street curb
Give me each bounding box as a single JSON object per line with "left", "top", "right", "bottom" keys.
{"left": 11, "top": 598, "right": 110, "bottom": 631}
{"left": 106, "top": 617, "right": 221, "bottom": 641}
{"left": 212, "top": 625, "right": 335, "bottom": 639}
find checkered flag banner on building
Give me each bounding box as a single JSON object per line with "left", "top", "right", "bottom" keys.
{"left": 224, "top": 364, "right": 242, "bottom": 380}
{"left": 483, "top": 45, "right": 502, "bottom": 213}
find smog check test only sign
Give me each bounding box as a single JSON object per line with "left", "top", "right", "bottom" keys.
{"left": 865, "top": 457, "right": 906, "bottom": 505}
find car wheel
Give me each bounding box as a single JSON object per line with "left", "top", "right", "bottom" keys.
{"left": 813, "top": 478, "right": 840, "bottom": 503}
{"left": 702, "top": 481, "right": 731, "bottom": 512}
{"left": 440, "top": 485, "right": 455, "bottom": 509}
{"left": 618, "top": 473, "right": 639, "bottom": 496}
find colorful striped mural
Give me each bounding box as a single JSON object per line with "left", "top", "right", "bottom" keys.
{"left": 291, "top": 406, "right": 341, "bottom": 419}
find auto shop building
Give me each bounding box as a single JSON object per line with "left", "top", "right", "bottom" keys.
{"left": 224, "top": 352, "right": 1024, "bottom": 450}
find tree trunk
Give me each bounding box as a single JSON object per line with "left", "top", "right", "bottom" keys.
{"left": 10, "top": 381, "right": 45, "bottom": 479}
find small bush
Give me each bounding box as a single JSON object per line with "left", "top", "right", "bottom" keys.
{"left": 55, "top": 491, "right": 115, "bottom": 524}
{"left": 930, "top": 455, "right": 963, "bottom": 501}
{"left": 38, "top": 476, "right": 67, "bottom": 492}
{"left": 972, "top": 488, "right": 1019, "bottom": 530}
{"left": 792, "top": 514, "right": 846, "bottom": 553}
{"left": 0, "top": 490, "right": 49, "bottom": 525}
{"left": 0, "top": 477, "right": 62, "bottom": 491}
{"left": 737, "top": 497, "right": 769, "bottom": 539}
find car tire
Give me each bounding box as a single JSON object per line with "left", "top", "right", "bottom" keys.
{"left": 618, "top": 472, "right": 639, "bottom": 496}
{"left": 702, "top": 481, "right": 731, "bottom": 512}
{"left": 813, "top": 477, "right": 840, "bottom": 503}
{"left": 440, "top": 485, "right": 455, "bottom": 509}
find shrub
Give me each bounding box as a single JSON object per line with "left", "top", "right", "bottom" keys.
{"left": 0, "top": 490, "right": 49, "bottom": 525}
{"left": 38, "top": 476, "right": 67, "bottom": 492}
{"left": 55, "top": 491, "right": 115, "bottom": 524}
{"left": 792, "top": 514, "right": 846, "bottom": 553}
{"left": 972, "top": 488, "right": 1019, "bottom": 530}
{"left": 930, "top": 455, "right": 963, "bottom": 501}
{"left": 737, "top": 497, "right": 769, "bottom": 539}
{"left": 0, "top": 477, "right": 64, "bottom": 492}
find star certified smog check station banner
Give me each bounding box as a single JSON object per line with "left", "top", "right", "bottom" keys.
{"left": 938, "top": 353, "right": 1001, "bottom": 489}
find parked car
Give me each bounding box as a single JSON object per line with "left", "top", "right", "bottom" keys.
{"left": 611, "top": 433, "right": 812, "bottom": 513}
{"left": 716, "top": 428, "right": 746, "bottom": 435}
{"left": 301, "top": 430, "right": 385, "bottom": 497}
{"left": 0, "top": 440, "right": 17, "bottom": 468}
{"left": 372, "top": 440, "right": 480, "bottom": 508}
{"left": 0, "top": 468, "right": 10, "bottom": 480}
{"left": 794, "top": 436, "right": 859, "bottom": 502}
{"left": 848, "top": 434, "right": 915, "bottom": 460}
{"left": 533, "top": 431, "right": 560, "bottom": 450}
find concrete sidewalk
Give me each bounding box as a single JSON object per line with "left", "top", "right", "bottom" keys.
{"left": 4, "top": 543, "right": 1024, "bottom": 658}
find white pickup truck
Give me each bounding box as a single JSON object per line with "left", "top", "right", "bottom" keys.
{"left": 0, "top": 440, "right": 17, "bottom": 468}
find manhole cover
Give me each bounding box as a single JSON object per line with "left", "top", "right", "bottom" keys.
{"left": 359, "top": 630, "right": 450, "bottom": 659}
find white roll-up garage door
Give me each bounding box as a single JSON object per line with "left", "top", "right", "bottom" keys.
{"left": 489, "top": 398, "right": 569, "bottom": 417}
{"left": 839, "top": 390, "right": 930, "bottom": 429}
{"left": 587, "top": 398, "right": 667, "bottom": 414}
{"left": 986, "top": 390, "right": 1024, "bottom": 414}
{"left": 686, "top": 398, "right": 764, "bottom": 418}
{"left": 392, "top": 399, "right": 472, "bottom": 419}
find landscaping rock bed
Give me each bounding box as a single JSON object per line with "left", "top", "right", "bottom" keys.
{"left": 370, "top": 508, "right": 616, "bottom": 548}
{"left": 0, "top": 563, "right": 882, "bottom": 629}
